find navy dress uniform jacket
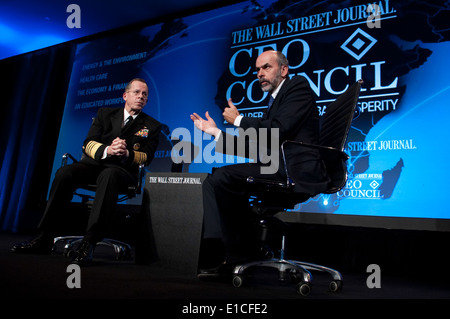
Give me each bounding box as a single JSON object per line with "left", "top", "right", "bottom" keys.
{"left": 81, "top": 107, "right": 161, "bottom": 176}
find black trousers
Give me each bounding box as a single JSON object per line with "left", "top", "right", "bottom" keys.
{"left": 38, "top": 161, "right": 136, "bottom": 243}
{"left": 202, "top": 163, "right": 284, "bottom": 256}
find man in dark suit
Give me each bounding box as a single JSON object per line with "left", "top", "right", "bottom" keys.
{"left": 11, "top": 78, "right": 161, "bottom": 265}
{"left": 191, "top": 51, "right": 329, "bottom": 276}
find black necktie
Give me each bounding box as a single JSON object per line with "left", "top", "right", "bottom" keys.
{"left": 122, "top": 115, "right": 133, "bottom": 129}
{"left": 267, "top": 95, "right": 275, "bottom": 110}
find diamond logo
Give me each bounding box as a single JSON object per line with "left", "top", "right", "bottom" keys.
{"left": 370, "top": 180, "right": 380, "bottom": 189}
{"left": 341, "top": 28, "right": 377, "bottom": 60}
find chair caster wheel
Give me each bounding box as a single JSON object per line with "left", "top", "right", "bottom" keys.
{"left": 296, "top": 282, "right": 311, "bottom": 296}
{"left": 63, "top": 243, "right": 76, "bottom": 257}
{"left": 232, "top": 275, "right": 244, "bottom": 288}
{"left": 64, "top": 248, "right": 76, "bottom": 258}
{"left": 329, "top": 280, "right": 343, "bottom": 293}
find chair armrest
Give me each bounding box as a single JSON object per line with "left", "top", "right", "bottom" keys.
{"left": 280, "top": 140, "right": 349, "bottom": 187}
{"left": 246, "top": 141, "right": 349, "bottom": 190}
{"left": 135, "top": 164, "right": 145, "bottom": 194}
{"left": 246, "top": 176, "right": 289, "bottom": 188}
{"left": 61, "top": 153, "right": 78, "bottom": 167}
{"left": 281, "top": 140, "right": 349, "bottom": 161}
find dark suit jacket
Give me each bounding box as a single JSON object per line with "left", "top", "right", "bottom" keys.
{"left": 81, "top": 107, "right": 161, "bottom": 175}
{"left": 218, "top": 75, "right": 330, "bottom": 195}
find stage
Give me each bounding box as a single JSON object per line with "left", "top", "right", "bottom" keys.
{"left": 2, "top": 231, "right": 449, "bottom": 306}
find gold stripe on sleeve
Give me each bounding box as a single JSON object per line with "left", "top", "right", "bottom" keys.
{"left": 133, "top": 151, "right": 147, "bottom": 165}
{"left": 85, "top": 141, "right": 103, "bottom": 159}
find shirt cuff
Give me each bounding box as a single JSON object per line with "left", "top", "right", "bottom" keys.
{"left": 102, "top": 146, "right": 109, "bottom": 159}
{"left": 234, "top": 115, "right": 243, "bottom": 127}
{"left": 213, "top": 129, "right": 222, "bottom": 142}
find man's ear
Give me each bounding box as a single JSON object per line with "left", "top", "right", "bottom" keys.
{"left": 281, "top": 64, "right": 289, "bottom": 78}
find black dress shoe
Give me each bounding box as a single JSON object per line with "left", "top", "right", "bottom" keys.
{"left": 197, "top": 262, "right": 234, "bottom": 281}
{"left": 72, "top": 240, "right": 95, "bottom": 266}
{"left": 10, "top": 237, "right": 53, "bottom": 254}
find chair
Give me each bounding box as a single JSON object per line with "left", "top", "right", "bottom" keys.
{"left": 231, "top": 79, "right": 363, "bottom": 296}
{"left": 52, "top": 152, "right": 145, "bottom": 261}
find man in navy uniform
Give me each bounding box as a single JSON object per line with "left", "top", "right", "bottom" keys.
{"left": 11, "top": 78, "right": 161, "bottom": 265}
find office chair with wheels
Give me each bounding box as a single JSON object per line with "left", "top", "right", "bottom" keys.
{"left": 232, "top": 80, "right": 363, "bottom": 296}
{"left": 52, "top": 152, "right": 145, "bottom": 261}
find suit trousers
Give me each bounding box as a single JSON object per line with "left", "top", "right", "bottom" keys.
{"left": 202, "top": 163, "right": 285, "bottom": 256}
{"left": 38, "top": 161, "right": 136, "bottom": 243}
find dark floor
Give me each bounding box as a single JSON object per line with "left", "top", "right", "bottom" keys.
{"left": 1, "top": 232, "right": 449, "bottom": 315}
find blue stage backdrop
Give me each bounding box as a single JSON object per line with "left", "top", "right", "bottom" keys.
{"left": 49, "top": 0, "right": 450, "bottom": 223}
